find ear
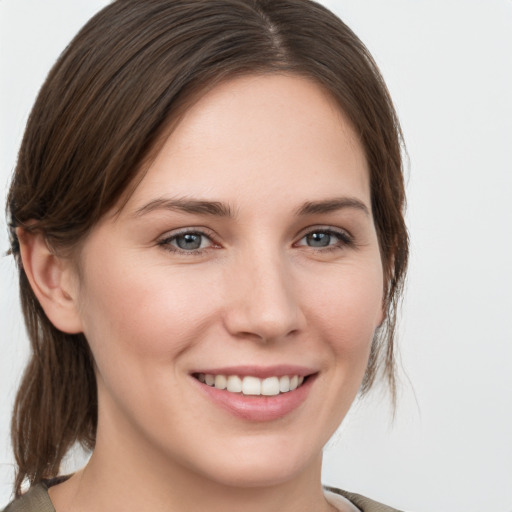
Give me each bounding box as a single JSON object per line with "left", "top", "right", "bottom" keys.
{"left": 18, "top": 228, "right": 83, "bottom": 334}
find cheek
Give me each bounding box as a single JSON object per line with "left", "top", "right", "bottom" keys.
{"left": 77, "top": 254, "right": 220, "bottom": 365}
{"left": 304, "top": 260, "right": 383, "bottom": 360}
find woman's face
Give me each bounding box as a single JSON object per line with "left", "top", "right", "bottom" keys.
{"left": 71, "top": 74, "right": 384, "bottom": 487}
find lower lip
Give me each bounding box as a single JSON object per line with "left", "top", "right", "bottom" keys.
{"left": 193, "top": 375, "right": 315, "bottom": 422}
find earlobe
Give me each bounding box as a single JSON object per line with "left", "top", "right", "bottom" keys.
{"left": 18, "top": 228, "right": 83, "bottom": 334}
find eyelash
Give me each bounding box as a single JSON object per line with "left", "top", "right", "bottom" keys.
{"left": 157, "top": 228, "right": 218, "bottom": 256}
{"left": 295, "top": 227, "right": 354, "bottom": 252}
{"left": 157, "top": 226, "right": 354, "bottom": 255}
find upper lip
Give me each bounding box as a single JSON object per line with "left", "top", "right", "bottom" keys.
{"left": 190, "top": 365, "right": 317, "bottom": 379}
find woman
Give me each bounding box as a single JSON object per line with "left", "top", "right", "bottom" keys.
{"left": 3, "top": 1, "right": 408, "bottom": 511}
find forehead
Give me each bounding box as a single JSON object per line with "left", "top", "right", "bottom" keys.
{"left": 124, "top": 73, "right": 370, "bottom": 212}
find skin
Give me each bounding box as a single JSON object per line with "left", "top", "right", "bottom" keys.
{"left": 21, "top": 74, "right": 384, "bottom": 512}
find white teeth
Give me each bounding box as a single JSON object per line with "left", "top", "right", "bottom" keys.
{"left": 227, "top": 375, "right": 243, "bottom": 393}
{"left": 279, "top": 375, "right": 290, "bottom": 392}
{"left": 198, "top": 373, "right": 306, "bottom": 395}
{"left": 214, "top": 374, "right": 227, "bottom": 390}
{"left": 261, "top": 377, "right": 280, "bottom": 396}
{"left": 242, "top": 376, "right": 261, "bottom": 395}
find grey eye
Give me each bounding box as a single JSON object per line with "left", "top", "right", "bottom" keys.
{"left": 296, "top": 228, "right": 352, "bottom": 250}
{"left": 174, "top": 233, "right": 204, "bottom": 250}
{"left": 305, "top": 232, "right": 333, "bottom": 247}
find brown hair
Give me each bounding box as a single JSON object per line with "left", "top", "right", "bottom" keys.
{"left": 7, "top": 0, "right": 408, "bottom": 497}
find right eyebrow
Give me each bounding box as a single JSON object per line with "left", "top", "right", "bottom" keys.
{"left": 132, "top": 197, "right": 235, "bottom": 218}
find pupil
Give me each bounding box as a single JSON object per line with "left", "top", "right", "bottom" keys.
{"left": 177, "top": 234, "right": 202, "bottom": 250}
{"left": 307, "top": 232, "right": 330, "bottom": 247}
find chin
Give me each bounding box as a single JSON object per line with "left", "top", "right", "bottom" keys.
{"left": 199, "top": 455, "right": 315, "bottom": 489}
{"left": 178, "top": 431, "right": 324, "bottom": 490}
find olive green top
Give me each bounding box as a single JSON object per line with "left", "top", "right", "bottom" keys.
{"left": 2, "top": 482, "right": 403, "bottom": 512}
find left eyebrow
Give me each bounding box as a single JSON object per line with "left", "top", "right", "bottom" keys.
{"left": 295, "top": 197, "right": 370, "bottom": 216}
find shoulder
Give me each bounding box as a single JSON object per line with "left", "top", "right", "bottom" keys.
{"left": 325, "top": 486, "right": 405, "bottom": 512}
{"left": 4, "top": 482, "right": 404, "bottom": 512}
{"left": 2, "top": 484, "right": 55, "bottom": 512}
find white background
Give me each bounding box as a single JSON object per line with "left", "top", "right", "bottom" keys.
{"left": 1, "top": 1, "right": 511, "bottom": 511}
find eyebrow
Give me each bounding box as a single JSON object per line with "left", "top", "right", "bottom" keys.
{"left": 133, "top": 196, "right": 369, "bottom": 219}
{"left": 133, "top": 197, "right": 235, "bottom": 218}
{"left": 296, "top": 197, "right": 370, "bottom": 216}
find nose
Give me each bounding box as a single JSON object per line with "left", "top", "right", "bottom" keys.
{"left": 223, "top": 250, "right": 305, "bottom": 343}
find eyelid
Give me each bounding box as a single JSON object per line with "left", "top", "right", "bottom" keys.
{"left": 156, "top": 224, "right": 354, "bottom": 255}
{"left": 157, "top": 227, "right": 220, "bottom": 254}
{"left": 293, "top": 225, "right": 355, "bottom": 251}
{"left": 294, "top": 225, "right": 353, "bottom": 242}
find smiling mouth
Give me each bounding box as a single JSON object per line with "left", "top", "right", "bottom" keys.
{"left": 193, "top": 373, "right": 307, "bottom": 396}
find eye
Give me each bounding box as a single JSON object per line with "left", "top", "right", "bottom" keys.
{"left": 296, "top": 228, "right": 353, "bottom": 250}
{"left": 158, "top": 230, "right": 215, "bottom": 254}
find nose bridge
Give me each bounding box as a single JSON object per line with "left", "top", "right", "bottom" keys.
{"left": 224, "top": 244, "right": 302, "bottom": 342}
